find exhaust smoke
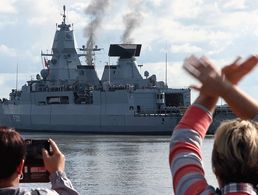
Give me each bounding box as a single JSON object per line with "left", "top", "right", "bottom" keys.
{"left": 84, "top": 0, "right": 110, "bottom": 65}
{"left": 121, "top": 0, "right": 144, "bottom": 44}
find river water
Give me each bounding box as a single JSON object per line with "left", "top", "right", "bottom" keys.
{"left": 20, "top": 134, "right": 218, "bottom": 195}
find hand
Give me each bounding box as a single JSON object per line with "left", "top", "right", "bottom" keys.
{"left": 183, "top": 55, "right": 258, "bottom": 97}
{"left": 183, "top": 55, "right": 225, "bottom": 97}
{"left": 222, "top": 55, "right": 258, "bottom": 84}
{"left": 182, "top": 55, "right": 219, "bottom": 112}
{"left": 42, "top": 139, "right": 65, "bottom": 173}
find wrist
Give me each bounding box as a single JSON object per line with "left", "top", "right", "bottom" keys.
{"left": 217, "top": 78, "right": 233, "bottom": 97}
{"left": 195, "top": 94, "right": 218, "bottom": 113}
{"left": 219, "top": 79, "right": 234, "bottom": 98}
{"left": 49, "top": 170, "right": 66, "bottom": 181}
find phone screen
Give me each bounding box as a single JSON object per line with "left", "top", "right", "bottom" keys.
{"left": 21, "top": 139, "right": 50, "bottom": 183}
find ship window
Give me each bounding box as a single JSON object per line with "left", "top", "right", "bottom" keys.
{"left": 165, "top": 93, "right": 184, "bottom": 107}
{"left": 47, "top": 96, "right": 69, "bottom": 104}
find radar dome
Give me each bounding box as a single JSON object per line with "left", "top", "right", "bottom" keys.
{"left": 40, "top": 69, "right": 49, "bottom": 80}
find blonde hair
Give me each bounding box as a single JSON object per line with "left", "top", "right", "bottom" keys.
{"left": 212, "top": 119, "right": 258, "bottom": 185}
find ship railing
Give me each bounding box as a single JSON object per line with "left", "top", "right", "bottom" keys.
{"left": 134, "top": 108, "right": 182, "bottom": 117}
{"left": 178, "top": 106, "right": 188, "bottom": 114}
{"left": 32, "top": 85, "right": 75, "bottom": 93}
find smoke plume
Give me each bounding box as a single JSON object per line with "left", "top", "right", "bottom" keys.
{"left": 121, "top": 0, "right": 144, "bottom": 44}
{"left": 84, "top": 0, "right": 110, "bottom": 65}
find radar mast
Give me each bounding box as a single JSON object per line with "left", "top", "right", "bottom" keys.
{"left": 62, "top": 5, "right": 66, "bottom": 24}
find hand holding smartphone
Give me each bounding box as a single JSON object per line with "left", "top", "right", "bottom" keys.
{"left": 21, "top": 139, "right": 50, "bottom": 183}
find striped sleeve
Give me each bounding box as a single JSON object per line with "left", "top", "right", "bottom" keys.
{"left": 169, "top": 105, "right": 215, "bottom": 195}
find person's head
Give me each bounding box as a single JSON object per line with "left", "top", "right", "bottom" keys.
{"left": 212, "top": 119, "right": 258, "bottom": 186}
{"left": 0, "top": 127, "right": 25, "bottom": 181}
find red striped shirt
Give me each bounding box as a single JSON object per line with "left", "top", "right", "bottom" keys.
{"left": 169, "top": 105, "right": 258, "bottom": 195}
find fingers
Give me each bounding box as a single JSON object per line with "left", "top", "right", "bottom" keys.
{"left": 223, "top": 56, "right": 242, "bottom": 71}
{"left": 183, "top": 55, "right": 201, "bottom": 79}
{"left": 200, "top": 56, "right": 218, "bottom": 72}
{"left": 42, "top": 139, "right": 65, "bottom": 173}
{"left": 222, "top": 55, "right": 258, "bottom": 84}
{"left": 189, "top": 85, "right": 201, "bottom": 91}
{"left": 49, "top": 139, "right": 61, "bottom": 154}
{"left": 183, "top": 63, "right": 199, "bottom": 79}
{"left": 222, "top": 64, "right": 237, "bottom": 74}
{"left": 232, "top": 56, "right": 242, "bottom": 65}
{"left": 184, "top": 55, "right": 215, "bottom": 74}
{"left": 239, "top": 55, "right": 258, "bottom": 72}
{"left": 42, "top": 148, "right": 49, "bottom": 157}
{"left": 42, "top": 148, "right": 50, "bottom": 166}
{"left": 183, "top": 55, "right": 219, "bottom": 83}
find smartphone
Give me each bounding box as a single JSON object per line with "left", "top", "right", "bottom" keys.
{"left": 21, "top": 139, "right": 50, "bottom": 183}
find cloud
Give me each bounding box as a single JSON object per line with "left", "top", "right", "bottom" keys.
{"left": 215, "top": 11, "right": 258, "bottom": 29}
{"left": 170, "top": 0, "right": 203, "bottom": 18}
{"left": 0, "top": 44, "right": 16, "bottom": 57}
{"left": 14, "top": 0, "right": 59, "bottom": 26}
{"left": 0, "top": 1, "right": 17, "bottom": 27}
{"left": 151, "top": 0, "right": 162, "bottom": 6}
{"left": 170, "top": 43, "right": 203, "bottom": 54}
{"left": 0, "top": 0, "right": 16, "bottom": 14}
{"left": 0, "top": 72, "right": 37, "bottom": 98}
{"left": 222, "top": 0, "right": 247, "bottom": 10}
{"left": 9, "top": 1, "right": 86, "bottom": 28}
{"left": 0, "top": 73, "right": 20, "bottom": 98}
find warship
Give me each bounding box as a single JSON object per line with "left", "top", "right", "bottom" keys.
{"left": 0, "top": 7, "right": 234, "bottom": 134}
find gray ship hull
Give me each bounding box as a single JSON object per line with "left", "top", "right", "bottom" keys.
{"left": 0, "top": 104, "right": 181, "bottom": 134}
{"left": 0, "top": 102, "right": 235, "bottom": 134}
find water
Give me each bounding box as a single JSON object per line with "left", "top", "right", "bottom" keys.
{"left": 20, "top": 134, "right": 218, "bottom": 194}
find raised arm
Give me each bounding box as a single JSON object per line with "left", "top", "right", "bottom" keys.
{"left": 169, "top": 57, "right": 219, "bottom": 195}
{"left": 183, "top": 55, "right": 258, "bottom": 119}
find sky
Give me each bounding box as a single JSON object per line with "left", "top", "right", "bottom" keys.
{"left": 1, "top": 0, "right": 258, "bottom": 103}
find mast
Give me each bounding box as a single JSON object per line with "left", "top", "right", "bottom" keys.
{"left": 165, "top": 52, "right": 167, "bottom": 86}
{"left": 16, "top": 63, "right": 18, "bottom": 91}
{"left": 63, "top": 5, "right": 66, "bottom": 24}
